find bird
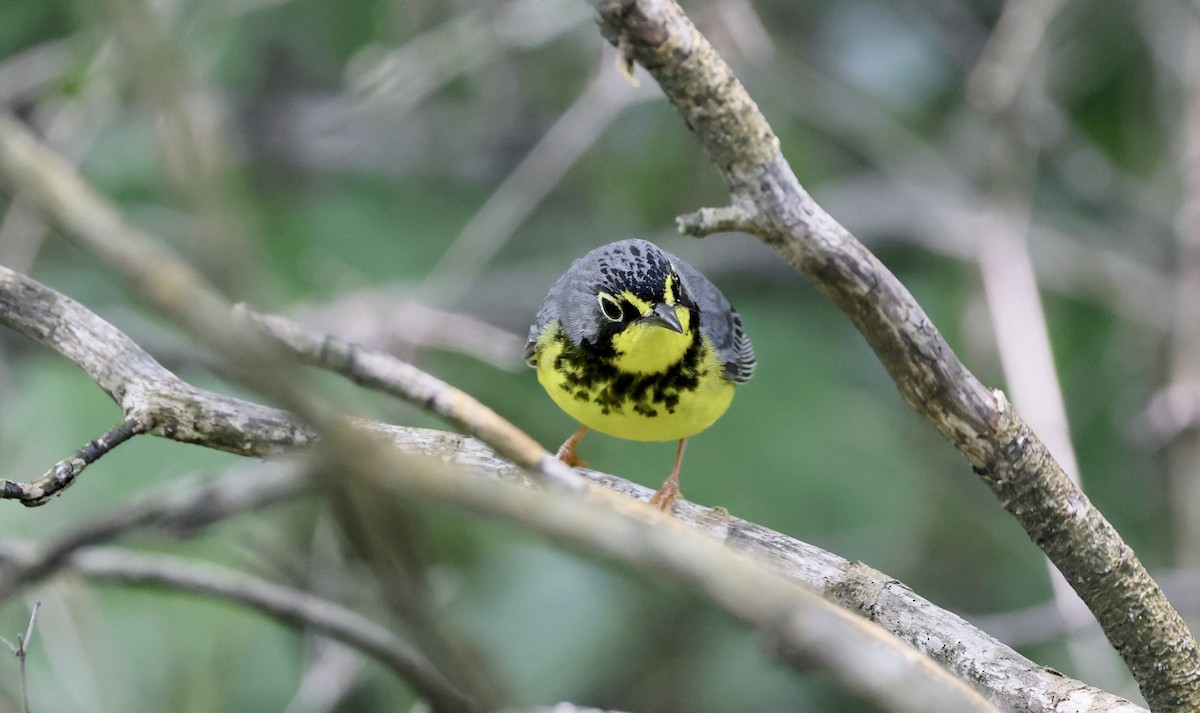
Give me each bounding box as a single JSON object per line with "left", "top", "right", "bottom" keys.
{"left": 524, "top": 238, "right": 755, "bottom": 510}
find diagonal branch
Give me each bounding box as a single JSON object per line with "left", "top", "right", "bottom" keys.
{"left": 0, "top": 266, "right": 1137, "bottom": 711}
{"left": 0, "top": 139, "right": 999, "bottom": 710}
{"left": 585, "top": 0, "right": 1200, "bottom": 709}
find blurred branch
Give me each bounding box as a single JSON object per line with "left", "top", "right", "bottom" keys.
{"left": 297, "top": 292, "right": 526, "bottom": 370}
{"left": 349, "top": 0, "right": 591, "bottom": 113}
{"left": 586, "top": 0, "right": 1199, "bottom": 709}
{"left": 325, "top": 476, "right": 507, "bottom": 709}
{"left": 0, "top": 460, "right": 309, "bottom": 604}
{"left": 284, "top": 638, "right": 364, "bottom": 713}
{"left": 0, "top": 40, "right": 118, "bottom": 275}
{"left": 419, "top": 51, "right": 658, "bottom": 310}
{"left": 102, "top": 0, "right": 251, "bottom": 289}
{"left": 964, "top": 0, "right": 1115, "bottom": 685}
{"left": 764, "top": 57, "right": 1170, "bottom": 331}
{"left": 1166, "top": 26, "right": 1200, "bottom": 569}
{"left": 822, "top": 178, "right": 1172, "bottom": 330}
{"left": 1138, "top": 381, "right": 1200, "bottom": 447}
{"left": 0, "top": 542, "right": 478, "bottom": 713}
{"left": 0, "top": 258, "right": 1139, "bottom": 710}
{"left": 975, "top": 566, "right": 1200, "bottom": 648}
{"left": 0, "top": 39, "right": 72, "bottom": 105}
{"left": 965, "top": 0, "right": 1068, "bottom": 113}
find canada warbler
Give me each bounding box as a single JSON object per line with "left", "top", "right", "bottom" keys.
{"left": 524, "top": 239, "right": 755, "bottom": 510}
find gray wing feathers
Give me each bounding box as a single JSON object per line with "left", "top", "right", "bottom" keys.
{"left": 671, "top": 257, "right": 756, "bottom": 384}
{"left": 524, "top": 262, "right": 576, "bottom": 365}
{"left": 524, "top": 288, "right": 556, "bottom": 365}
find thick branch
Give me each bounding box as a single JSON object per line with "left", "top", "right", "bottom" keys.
{"left": 0, "top": 262, "right": 1137, "bottom": 711}
{"left": 587, "top": 1, "right": 1200, "bottom": 708}
{"left": 0, "top": 264, "right": 312, "bottom": 458}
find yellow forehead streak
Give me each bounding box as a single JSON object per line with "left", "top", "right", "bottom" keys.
{"left": 619, "top": 291, "right": 652, "bottom": 317}
{"left": 663, "top": 269, "right": 676, "bottom": 304}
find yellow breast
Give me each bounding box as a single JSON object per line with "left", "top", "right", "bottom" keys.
{"left": 534, "top": 321, "right": 736, "bottom": 442}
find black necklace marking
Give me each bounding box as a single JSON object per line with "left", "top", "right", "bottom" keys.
{"left": 551, "top": 323, "right": 709, "bottom": 418}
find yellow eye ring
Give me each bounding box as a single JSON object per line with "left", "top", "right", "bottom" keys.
{"left": 597, "top": 293, "right": 623, "bottom": 322}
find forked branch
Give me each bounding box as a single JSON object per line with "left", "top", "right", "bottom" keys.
{"left": 585, "top": 0, "right": 1200, "bottom": 709}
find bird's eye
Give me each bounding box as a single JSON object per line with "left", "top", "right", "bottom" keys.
{"left": 597, "top": 293, "right": 624, "bottom": 322}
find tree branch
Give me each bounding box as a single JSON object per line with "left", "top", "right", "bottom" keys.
{"left": 0, "top": 264, "right": 312, "bottom": 460}
{"left": 0, "top": 251, "right": 1138, "bottom": 710}
{"left": 0, "top": 105, "right": 1139, "bottom": 709}
{"left": 585, "top": 0, "right": 1200, "bottom": 708}
{"left": 2, "top": 149, "right": 1004, "bottom": 713}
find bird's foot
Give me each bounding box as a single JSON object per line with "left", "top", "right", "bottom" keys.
{"left": 649, "top": 478, "right": 681, "bottom": 512}
{"left": 650, "top": 440, "right": 687, "bottom": 512}
{"left": 555, "top": 425, "right": 589, "bottom": 468}
{"left": 555, "top": 442, "right": 587, "bottom": 468}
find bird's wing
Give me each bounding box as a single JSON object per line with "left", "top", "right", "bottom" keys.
{"left": 524, "top": 268, "right": 572, "bottom": 366}
{"left": 674, "top": 259, "right": 756, "bottom": 383}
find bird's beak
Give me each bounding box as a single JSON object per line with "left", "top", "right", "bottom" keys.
{"left": 641, "top": 303, "right": 684, "bottom": 333}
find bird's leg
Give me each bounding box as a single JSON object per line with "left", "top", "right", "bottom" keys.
{"left": 650, "top": 439, "right": 688, "bottom": 511}
{"left": 555, "top": 425, "right": 589, "bottom": 468}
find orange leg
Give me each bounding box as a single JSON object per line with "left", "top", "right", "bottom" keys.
{"left": 649, "top": 439, "right": 688, "bottom": 511}
{"left": 556, "top": 425, "right": 589, "bottom": 468}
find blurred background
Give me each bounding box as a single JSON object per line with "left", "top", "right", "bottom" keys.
{"left": 0, "top": 0, "right": 1194, "bottom": 710}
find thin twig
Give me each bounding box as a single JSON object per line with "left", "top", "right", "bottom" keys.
{"left": 0, "top": 417, "right": 150, "bottom": 506}
{"left": 1, "top": 599, "right": 40, "bottom": 713}
{"left": 238, "top": 305, "right": 583, "bottom": 490}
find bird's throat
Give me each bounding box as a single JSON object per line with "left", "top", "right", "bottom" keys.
{"left": 610, "top": 322, "right": 695, "bottom": 374}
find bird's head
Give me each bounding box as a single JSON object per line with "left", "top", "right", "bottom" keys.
{"left": 567, "top": 240, "right": 699, "bottom": 374}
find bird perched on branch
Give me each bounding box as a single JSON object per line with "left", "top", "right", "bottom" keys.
{"left": 524, "top": 239, "right": 755, "bottom": 510}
